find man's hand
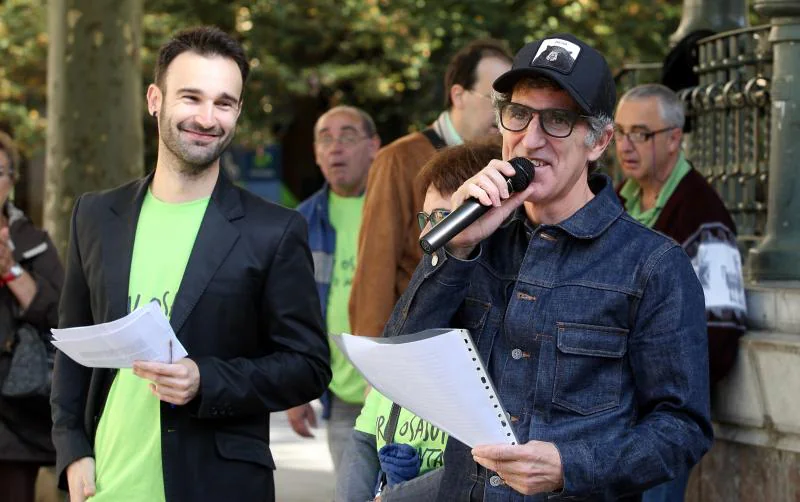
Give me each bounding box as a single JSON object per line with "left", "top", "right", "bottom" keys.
{"left": 472, "top": 441, "right": 564, "bottom": 495}
{"left": 286, "top": 403, "right": 317, "bottom": 438}
{"left": 132, "top": 358, "right": 200, "bottom": 405}
{"left": 66, "top": 456, "right": 96, "bottom": 502}
{"left": 446, "top": 159, "right": 536, "bottom": 259}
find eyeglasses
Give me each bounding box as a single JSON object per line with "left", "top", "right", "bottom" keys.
{"left": 499, "top": 102, "right": 588, "bottom": 138}
{"left": 315, "top": 132, "right": 370, "bottom": 148}
{"left": 467, "top": 89, "right": 493, "bottom": 101}
{"left": 613, "top": 127, "right": 676, "bottom": 144}
{"left": 417, "top": 209, "right": 451, "bottom": 230}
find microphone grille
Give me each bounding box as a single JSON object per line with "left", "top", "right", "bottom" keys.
{"left": 507, "top": 157, "right": 535, "bottom": 193}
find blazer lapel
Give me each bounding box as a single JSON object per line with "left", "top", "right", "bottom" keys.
{"left": 169, "top": 171, "right": 243, "bottom": 336}
{"left": 103, "top": 174, "right": 152, "bottom": 321}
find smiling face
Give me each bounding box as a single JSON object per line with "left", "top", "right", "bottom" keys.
{"left": 314, "top": 110, "right": 379, "bottom": 197}
{"left": 500, "top": 84, "right": 612, "bottom": 222}
{"left": 148, "top": 51, "right": 243, "bottom": 175}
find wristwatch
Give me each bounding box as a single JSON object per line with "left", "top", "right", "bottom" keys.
{"left": 2, "top": 264, "right": 23, "bottom": 283}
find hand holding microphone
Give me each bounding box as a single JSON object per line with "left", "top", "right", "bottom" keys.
{"left": 420, "top": 157, "right": 535, "bottom": 256}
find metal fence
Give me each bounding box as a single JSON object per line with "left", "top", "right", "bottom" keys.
{"left": 614, "top": 26, "right": 773, "bottom": 253}
{"left": 683, "top": 25, "right": 772, "bottom": 252}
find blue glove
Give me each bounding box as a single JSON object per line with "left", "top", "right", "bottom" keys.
{"left": 377, "top": 443, "right": 421, "bottom": 487}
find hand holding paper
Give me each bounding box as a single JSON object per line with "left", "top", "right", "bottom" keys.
{"left": 133, "top": 357, "right": 201, "bottom": 405}
{"left": 51, "top": 301, "right": 187, "bottom": 368}
{"left": 332, "top": 328, "right": 517, "bottom": 448}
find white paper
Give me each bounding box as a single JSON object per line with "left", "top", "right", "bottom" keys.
{"left": 691, "top": 241, "right": 747, "bottom": 312}
{"left": 332, "top": 329, "right": 518, "bottom": 448}
{"left": 51, "top": 301, "right": 187, "bottom": 368}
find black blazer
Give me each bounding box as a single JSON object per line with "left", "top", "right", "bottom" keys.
{"left": 50, "top": 170, "right": 331, "bottom": 502}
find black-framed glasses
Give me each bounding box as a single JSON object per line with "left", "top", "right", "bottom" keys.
{"left": 499, "top": 102, "right": 588, "bottom": 138}
{"left": 315, "top": 132, "right": 370, "bottom": 148}
{"left": 613, "top": 126, "right": 676, "bottom": 144}
{"left": 417, "top": 209, "right": 450, "bottom": 230}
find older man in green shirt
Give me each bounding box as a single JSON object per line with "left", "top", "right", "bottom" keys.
{"left": 615, "top": 83, "right": 747, "bottom": 502}
{"left": 291, "top": 105, "right": 381, "bottom": 476}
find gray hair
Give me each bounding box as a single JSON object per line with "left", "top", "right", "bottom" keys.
{"left": 492, "top": 76, "right": 613, "bottom": 149}
{"left": 618, "top": 83, "right": 685, "bottom": 129}
{"left": 314, "top": 105, "right": 378, "bottom": 138}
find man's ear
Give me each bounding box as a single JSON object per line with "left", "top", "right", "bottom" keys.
{"left": 450, "top": 84, "right": 466, "bottom": 109}
{"left": 146, "top": 84, "right": 162, "bottom": 117}
{"left": 367, "top": 135, "right": 381, "bottom": 161}
{"left": 667, "top": 128, "right": 683, "bottom": 154}
{"left": 587, "top": 125, "right": 614, "bottom": 162}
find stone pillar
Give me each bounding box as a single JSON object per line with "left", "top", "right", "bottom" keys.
{"left": 671, "top": 0, "right": 749, "bottom": 44}
{"left": 748, "top": 0, "right": 800, "bottom": 280}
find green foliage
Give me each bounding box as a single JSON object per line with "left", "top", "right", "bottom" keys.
{"left": 139, "top": 0, "right": 688, "bottom": 144}
{"left": 0, "top": 0, "right": 746, "bottom": 152}
{"left": 0, "top": 0, "right": 47, "bottom": 157}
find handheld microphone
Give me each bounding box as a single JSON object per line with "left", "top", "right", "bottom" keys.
{"left": 419, "top": 157, "right": 535, "bottom": 255}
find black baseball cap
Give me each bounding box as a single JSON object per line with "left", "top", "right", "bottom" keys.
{"left": 493, "top": 33, "right": 616, "bottom": 117}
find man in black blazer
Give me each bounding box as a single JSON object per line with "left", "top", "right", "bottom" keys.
{"left": 50, "top": 26, "right": 331, "bottom": 502}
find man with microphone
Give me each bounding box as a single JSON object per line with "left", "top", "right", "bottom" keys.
{"left": 385, "top": 34, "right": 713, "bottom": 500}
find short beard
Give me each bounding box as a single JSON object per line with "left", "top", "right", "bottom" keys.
{"left": 159, "top": 113, "right": 235, "bottom": 177}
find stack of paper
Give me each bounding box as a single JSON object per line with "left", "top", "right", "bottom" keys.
{"left": 332, "top": 329, "right": 518, "bottom": 448}
{"left": 51, "top": 301, "right": 187, "bottom": 369}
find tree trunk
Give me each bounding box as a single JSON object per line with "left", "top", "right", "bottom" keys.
{"left": 45, "top": 0, "right": 143, "bottom": 258}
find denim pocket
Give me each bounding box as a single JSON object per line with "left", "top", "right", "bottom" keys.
{"left": 459, "top": 297, "right": 491, "bottom": 331}
{"left": 552, "top": 322, "right": 628, "bottom": 415}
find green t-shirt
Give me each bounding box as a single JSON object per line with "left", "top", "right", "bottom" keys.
{"left": 620, "top": 152, "right": 691, "bottom": 228}
{"left": 326, "top": 191, "right": 368, "bottom": 404}
{"left": 91, "top": 190, "right": 209, "bottom": 502}
{"left": 354, "top": 389, "right": 448, "bottom": 474}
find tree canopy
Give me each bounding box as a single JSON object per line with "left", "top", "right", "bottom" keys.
{"left": 2, "top": 0, "right": 686, "bottom": 158}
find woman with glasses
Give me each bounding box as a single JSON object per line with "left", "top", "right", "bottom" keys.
{"left": 0, "top": 131, "right": 64, "bottom": 502}
{"left": 336, "top": 138, "right": 501, "bottom": 502}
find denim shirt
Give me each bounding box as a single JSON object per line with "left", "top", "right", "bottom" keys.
{"left": 385, "top": 174, "right": 713, "bottom": 501}
{"left": 296, "top": 184, "right": 335, "bottom": 319}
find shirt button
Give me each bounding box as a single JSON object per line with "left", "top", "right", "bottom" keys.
{"left": 489, "top": 475, "right": 503, "bottom": 487}
{"left": 431, "top": 254, "right": 439, "bottom": 266}
{"left": 511, "top": 348, "right": 523, "bottom": 360}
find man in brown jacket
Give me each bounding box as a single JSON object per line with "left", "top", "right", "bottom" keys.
{"left": 348, "top": 39, "right": 512, "bottom": 338}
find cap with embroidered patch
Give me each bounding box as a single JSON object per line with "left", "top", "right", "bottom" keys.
{"left": 493, "top": 33, "right": 616, "bottom": 117}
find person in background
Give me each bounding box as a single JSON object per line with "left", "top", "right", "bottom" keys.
{"left": 289, "top": 105, "right": 380, "bottom": 476}
{"left": 0, "top": 131, "right": 64, "bottom": 502}
{"left": 336, "top": 137, "right": 502, "bottom": 502}
{"left": 614, "top": 83, "right": 747, "bottom": 502}
{"left": 348, "top": 39, "right": 512, "bottom": 339}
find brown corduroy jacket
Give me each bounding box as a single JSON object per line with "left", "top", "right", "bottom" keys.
{"left": 348, "top": 132, "right": 437, "bottom": 337}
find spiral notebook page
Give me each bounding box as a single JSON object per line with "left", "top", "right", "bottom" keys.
{"left": 332, "top": 329, "right": 517, "bottom": 448}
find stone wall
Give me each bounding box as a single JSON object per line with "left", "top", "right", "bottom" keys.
{"left": 687, "top": 284, "right": 800, "bottom": 501}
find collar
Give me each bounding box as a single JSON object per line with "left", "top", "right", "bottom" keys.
{"left": 513, "top": 174, "right": 624, "bottom": 240}
{"left": 619, "top": 151, "right": 691, "bottom": 214}
{"left": 109, "top": 167, "right": 243, "bottom": 222}
{"left": 4, "top": 201, "right": 26, "bottom": 227}
{"left": 431, "top": 111, "right": 464, "bottom": 147}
